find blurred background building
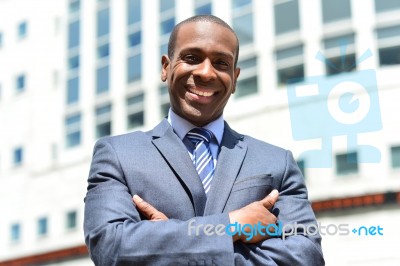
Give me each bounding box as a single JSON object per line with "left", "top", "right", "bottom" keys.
{"left": 0, "top": 0, "right": 399, "bottom": 265}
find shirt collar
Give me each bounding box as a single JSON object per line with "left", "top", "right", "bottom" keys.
{"left": 167, "top": 108, "right": 224, "bottom": 145}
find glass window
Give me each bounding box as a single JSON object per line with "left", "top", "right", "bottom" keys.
{"left": 68, "top": 21, "right": 80, "bottom": 49}
{"left": 195, "top": 3, "right": 212, "bottom": 15}
{"left": 11, "top": 223, "right": 21, "bottom": 242}
{"left": 97, "top": 43, "right": 110, "bottom": 58}
{"left": 160, "top": 0, "right": 175, "bottom": 12}
{"left": 274, "top": 0, "right": 300, "bottom": 35}
{"left": 159, "top": 85, "right": 170, "bottom": 117}
{"left": 127, "top": 94, "right": 144, "bottom": 129}
{"left": 37, "top": 217, "right": 48, "bottom": 236}
{"left": 391, "top": 146, "right": 400, "bottom": 168}
{"left": 236, "top": 76, "right": 257, "bottom": 98}
{"left": 13, "top": 147, "right": 23, "bottom": 166}
{"left": 127, "top": 54, "right": 142, "bottom": 82}
{"left": 18, "top": 21, "right": 27, "bottom": 38}
{"left": 377, "top": 26, "right": 400, "bottom": 66}
{"left": 235, "top": 57, "right": 257, "bottom": 98}
{"left": 0, "top": 32, "right": 3, "bottom": 48}
{"left": 375, "top": 0, "right": 400, "bottom": 13}
{"left": 232, "top": 0, "right": 251, "bottom": 8}
{"left": 323, "top": 34, "right": 356, "bottom": 75}
{"left": 16, "top": 74, "right": 25, "bottom": 92}
{"left": 297, "top": 159, "right": 306, "bottom": 178}
{"left": 96, "top": 65, "right": 110, "bottom": 94}
{"left": 65, "top": 114, "right": 81, "bottom": 148}
{"left": 128, "top": 31, "right": 141, "bottom": 47}
{"left": 66, "top": 211, "right": 77, "bottom": 229}
{"left": 69, "top": 0, "right": 80, "bottom": 13}
{"left": 233, "top": 13, "right": 253, "bottom": 45}
{"left": 321, "top": 0, "right": 351, "bottom": 23}
{"left": 97, "top": 8, "right": 110, "bottom": 38}
{"left": 276, "top": 45, "right": 304, "bottom": 85}
{"left": 128, "top": 0, "right": 141, "bottom": 24}
{"left": 68, "top": 55, "right": 79, "bottom": 70}
{"left": 160, "top": 17, "right": 175, "bottom": 35}
{"left": 96, "top": 104, "right": 112, "bottom": 138}
{"left": 336, "top": 151, "right": 358, "bottom": 175}
{"left": 67, "top": 77, "right": 79, "bottom": 104}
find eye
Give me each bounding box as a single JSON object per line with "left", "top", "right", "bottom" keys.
{"left": 183, "top": 54, "right": 200, "bottom": 64}
{"left": 215, "top": 60, "right": 230, "bottom": 70}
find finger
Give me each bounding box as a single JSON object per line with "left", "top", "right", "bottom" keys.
{"left": 260, "top": 189, "right": 279, "bottom": 209}
{"left": 133, "top": 195, "right": 168, "bottom": 221}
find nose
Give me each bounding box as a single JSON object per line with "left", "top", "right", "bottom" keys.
{"left": 192, "top": 59, "right": 217, "bottom": 81}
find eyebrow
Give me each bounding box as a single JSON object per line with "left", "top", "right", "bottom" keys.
{"left": 180, "top": 47, "right": 234, "bottom": 60}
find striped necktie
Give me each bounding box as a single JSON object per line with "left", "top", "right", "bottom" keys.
{"left": 186, "top": 128, "right": 215, "bottom": 194}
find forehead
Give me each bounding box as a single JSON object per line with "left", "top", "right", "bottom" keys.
{"left": 175, "top": 21, "right": 238, "bottom": 56}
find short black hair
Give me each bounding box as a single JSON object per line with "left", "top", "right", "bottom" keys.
{"left": 167, "top": 15, "right": 240, "bottom": 67}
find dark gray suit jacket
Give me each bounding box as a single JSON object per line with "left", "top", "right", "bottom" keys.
{"left": 84, "top": 119, "right": 324, "bottom": 265}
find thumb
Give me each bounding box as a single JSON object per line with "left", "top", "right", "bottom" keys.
{"left": 260, "top": 189, "right": 279, "bottom": 209}
{"left": 133, "top": 195, "right": 168, "bottom": 221}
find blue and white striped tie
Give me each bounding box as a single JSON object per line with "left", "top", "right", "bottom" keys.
{"left": 186, "top": 128, "right": 215, "bottom": 194}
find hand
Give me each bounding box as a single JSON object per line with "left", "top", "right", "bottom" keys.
{"left": 228, "top": 189, "right": 279, "bottom": 243}
{"left": 133, "top": 195, "right": 168, "bottom": 221}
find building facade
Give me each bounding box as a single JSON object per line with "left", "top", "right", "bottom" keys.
{"left": 0, "top": 0, "right": 399, "bottom": 265}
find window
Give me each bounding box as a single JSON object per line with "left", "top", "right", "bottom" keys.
{"left": 391, "top": 146, "right": 400, "bottom": 168}
{"left": 68, "top": 21, "right": 80, "bottom": 49}
{"left": 128, "top": 31, "right": 141, "bottom": 48}
{"left": 323, "top": 33, "right": 356, "bottom": 75}
{"left": 11, "top": 223, "right": 21, "bottom": 242}
{"left": 274, "top": 0, "right": 300, "bottom": 35}
{"left": 232, "top": 0, "right": 253, "bottom": 46}
{"left": 297, "top": 159, "right": 306, "bottom": 178}
{"left": 377, "top": 25, "right": 400, "bottom": 66}
{"left": 66, "top": 211, "right": 77, "bottom": 230}
{"left": 159, "top": 0, "right": 175, "bottom": 57}
{"left": 13, "top": 147, "right": 23, "bottom": 166}
{"left": 276, "top": 44, "right": 304, "bottom": 86}
{"left": 235, "top": 57, "right": 258, "bottom": 98}
{"left": 160, "top": 0, "right": 175, "bottom": 12}
{"left": 96, "top": 65, "right": 110, "bottom": 94}
{"left": 374, "top": 0, "right": 400, "bottom": 13}
{"left": 336, "top": 151, "right": 358, "bottom": 175}
{"left": 37, "top": 217, "right": 48, "bottom": 236}
{"left": 68, "top": 55, "right": 79, "bottom": 70}
{"left": 321, "top": 0, "right": 351, "bottom": 24}
{"left": 96, "top": 104, "right": 112, "bottom": 138}
{"left": 69, "top": 0, "right": 80, "bottom": 13}
{"left": 67, "top": 77, "right": 79, "bottom": 104}
{"left": 97, "top": 8, "right": 110, "bottom": 38}
{"left": 159, "top": 85, "right": 170, "bottom": 117}
{"left": 16, "top": 74, "right": 25, "bottom": 92}
{"left": 195, "top": 1, "right": 212, "bottom": 15}
{"left": 65, "top": 114, "right": 81, "bottom": 147}
{"left": 18, "top": 21, "right": 27, "bottom": 39}
{"left": 128, "top": 0, "right": 141, "bottom": 25}
{"left": 0, "top": 32, "right": 3, "bottom": 48}
{"left": 127, "top": 93, "right": 144, "bottom": 129}
{"left": 127, "top": 54, "right": 142, "bottom": 82}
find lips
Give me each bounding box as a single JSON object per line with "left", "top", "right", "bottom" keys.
{"left": 187, "top": 87, "right": 215, "bottom": 97}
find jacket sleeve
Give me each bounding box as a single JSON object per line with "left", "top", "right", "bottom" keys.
{"left": 84, "top": 138, "right": 235, "bottom": 266}
{"left": 232, "top": 151, "right": 325, "bottom": 266}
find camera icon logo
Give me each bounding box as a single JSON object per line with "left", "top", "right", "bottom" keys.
{"left": 286, "top": 49, "right": 382, "bottom": 168}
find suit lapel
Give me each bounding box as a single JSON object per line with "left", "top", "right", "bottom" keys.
{"left": 204, "top": 122, "right": 247, "bottom": 215}
{"left": 150, "top": 119, "right": 207, "bottom": 216}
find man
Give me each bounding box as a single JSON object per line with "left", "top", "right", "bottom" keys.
{"left": 84, "top": 15, "right": 324, "bottom": 265}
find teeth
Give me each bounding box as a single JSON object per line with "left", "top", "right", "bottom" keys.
{"left": 188, "top": 88, "right": 214, "bottom": 97}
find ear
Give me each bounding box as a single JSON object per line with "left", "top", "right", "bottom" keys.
{"left": 161, "top": 55, "right": 170, "bottom": 82}
{"left": 232, "top": 67, "right": 240, "bottom": 94}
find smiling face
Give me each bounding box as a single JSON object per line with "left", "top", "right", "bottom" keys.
{"left": 161, "top": 21, "right": 240, "bottom": 126}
